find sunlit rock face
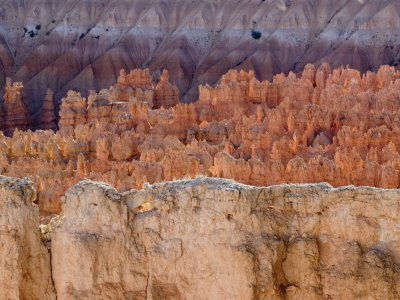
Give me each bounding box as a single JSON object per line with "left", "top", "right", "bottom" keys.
{"left": 2, "top": 176, "right": 400, "bottom": 299}
{"left": 2, "top": 64, "right": 400, "bottom": 213}
{"left": 1, "top": 0, "right": 400, "bottom": 118}
{"left": 0, "top": 176, "right": 55, "bottom": 299}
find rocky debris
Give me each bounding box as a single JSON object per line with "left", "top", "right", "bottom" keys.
{"left": 3, "top": 175, "right": 400, "bottom": 298}
{"left": 0, "top": 176, "right": 55, "bottom": 299}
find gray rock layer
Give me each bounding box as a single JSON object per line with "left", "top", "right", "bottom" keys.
{"left": 1, "top": 0, "right": 400, "bottom": 117}
{"left": 1, "top": 176, "right": 400, "bottom": 299}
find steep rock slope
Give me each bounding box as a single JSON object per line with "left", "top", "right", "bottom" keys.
{"left": 1, "top": 0, "right": 400, "bottom": 119}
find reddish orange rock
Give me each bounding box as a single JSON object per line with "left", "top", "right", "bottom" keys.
{"left": 154, "top": 70, "right": 179, "bottom": 109}
{"left": 2, "top": 78, "right": 30, "bottom": 135}
{"left": 38, "top": 89, "right": 57, "bottom": 131}
{"left": 1, "top": 65, "right": 400, "bottom": 214}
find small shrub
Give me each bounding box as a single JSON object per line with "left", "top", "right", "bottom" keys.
{"left": 251, "top": 30, "right": 262, "bottom": 40}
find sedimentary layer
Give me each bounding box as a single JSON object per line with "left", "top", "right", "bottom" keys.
{"left": 1, "top": 176, "right": 400, "bottom": 299}
{"left": 1, "top": 0, "right": 400, "bottom": 117}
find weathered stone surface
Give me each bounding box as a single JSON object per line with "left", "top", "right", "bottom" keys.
{"left": 49, "top": 177, "right": 400, "bottom": 299}
{"left": 37, "top": 88, "right": 57, "bottom": 131}
{"left": 0, "top": 176, "right": 55, "bottom": 299}
{"left": 1, "top": 0, "right": 400, "bottom": 113}
{"left": 1, "top": 175, "right": 400, "bottom": 298}
{"left": 154, "top": 70, "right": 180, "bottom": 109}
{"left": 2, "top": 78, "right": 30, "bottom": 135}
{"left": 2, "top": 65, "right": 400, "bottom": 213}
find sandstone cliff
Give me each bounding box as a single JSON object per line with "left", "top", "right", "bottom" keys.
{"left": 1, "top": 175, "right": 400, "bottom": 299}
{"left": 1, "top": 0, "right": 400, "bottom": 118}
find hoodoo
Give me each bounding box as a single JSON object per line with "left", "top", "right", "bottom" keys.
{"left": 0, "top": 1, "right": 400, "bottom": 299}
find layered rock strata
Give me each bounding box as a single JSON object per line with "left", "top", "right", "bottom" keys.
{"left": 1, "top": 176, "right": 400, "bottom": 299}
{"left": 1, "top": 0, "right": 400, "bottom": 114}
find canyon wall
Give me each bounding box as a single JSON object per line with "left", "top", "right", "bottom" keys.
{"left": 1, "top": 175, "right": 400, "bottom": 299}
{"left": 1, "top": 64, "right": 400, "bottom": 214}
{"left": 1, "top": 0, "right": 400, "bottom": 119}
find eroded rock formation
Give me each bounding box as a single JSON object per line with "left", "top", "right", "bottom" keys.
{"left": 37, "top": 88, "right": 57, "bottom": 131}
{"left": 1, "top": 64, "right": 400, "bottom": 213}
{"left": 1, "top": 176, "right": 400, "bottom": 299}
{"left": 1, "top": 0, "right": 400, "bottom": 117}
{"left": 154, "top": 70, "right": 180, "bottom": 109}
{"left": 0, "top": 177, "right": 54, "bottom": 299}
{"left": 2, "top": 78, "right": 30, "bottom": 135}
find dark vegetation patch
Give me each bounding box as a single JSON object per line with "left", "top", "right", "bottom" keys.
{"left": 22, "top": 26, "right": 40, "bottom": 38}
{"left": 251, "top": 29, "right": 262, "bottom": 40}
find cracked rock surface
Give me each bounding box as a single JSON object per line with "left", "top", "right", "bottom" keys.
{"left": 0, "top": 176, "right": 54, "bottom": 299}
{"left": 52, "top": 177, "right": 400, "bottom": 299}
{"left": 1, "top": 175, "right": 400, "bottom": 298}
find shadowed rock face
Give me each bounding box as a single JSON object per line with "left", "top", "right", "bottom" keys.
{"left": 1, "top": 175, "right": 400, "bottom": 299}
{"left": 1, "top": 0, "right": 400, "bottom": 117}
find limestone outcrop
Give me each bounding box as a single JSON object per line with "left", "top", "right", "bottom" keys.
{"left": 2, "top": 175, "right": 400, "bottom": 299}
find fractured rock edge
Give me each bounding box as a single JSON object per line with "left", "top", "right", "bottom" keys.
{"left": 2, "top": 175, "right": 400, "bottom": 299}
{"left": 0, "top": 176, "right": 55, "bottom": 300}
